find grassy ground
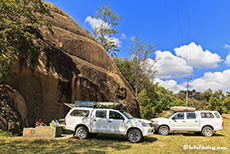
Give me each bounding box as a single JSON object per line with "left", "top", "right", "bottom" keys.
{"left": 0, "top": 118, "right": 229, "bottom": 154}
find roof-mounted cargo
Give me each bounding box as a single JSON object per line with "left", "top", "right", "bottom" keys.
{"left": 170, "top": 106, "right": 196, "bottom": 112}
{"left": 65, "top": 101, "right": 127, "bottom": 110}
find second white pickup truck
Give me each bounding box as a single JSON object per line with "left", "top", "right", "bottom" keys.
{"left": 151, "top": 111, "right": 223, "bottom": 137}
{"left": 64, "top": 107, "right": 154, "bottom": 143}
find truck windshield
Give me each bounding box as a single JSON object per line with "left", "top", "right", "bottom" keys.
{"left": 164, "top": 112, "right": 174, "bottom": 118}
{"left": 121, "top": 111, "right": 133, "bottom": 119}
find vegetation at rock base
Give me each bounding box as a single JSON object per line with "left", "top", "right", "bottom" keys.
{"left": 0, "top": 0, "right": 53, "bottom": 83}
{"left": 90, "top": 4, "right": 121, "bottom": 57}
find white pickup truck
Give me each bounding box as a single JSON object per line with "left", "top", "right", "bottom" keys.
{"left": 64, "top": 107, "right": 154, "bottom": 143}
{"left": 151, "top": 111, "right": 223, "bottom": 137}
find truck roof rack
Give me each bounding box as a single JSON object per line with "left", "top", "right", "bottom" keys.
{"left": 64, "top": 101, "right": 127, "bottom": 110}
{"left": 170, "top": 106, "right": 196, "bottom": 112}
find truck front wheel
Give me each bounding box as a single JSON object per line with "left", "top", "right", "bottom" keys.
{"left": 127, "top": 129, "right": 142, "bottom": 143}
{"left": 158, "top": 126, "right": 169, "bottom": 135}
{"left": 75, "top": 126, "right": 89, "bottom": 139}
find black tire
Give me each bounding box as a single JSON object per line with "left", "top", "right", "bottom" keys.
{"left": 75, "top": 126, "right": 89, "bottom": 139}
{"left": 127, "top": 129, "right": 142, "bottom": 143}
{"left": 201, "top": 126, "right": 213, "bottom": 137}
{"left": 194, "top": 132, "right": 202, "bottom": 136}
{"left": 158, "top": 126, "right": 169, "bottom": 135}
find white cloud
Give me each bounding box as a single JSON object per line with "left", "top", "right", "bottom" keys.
{"left": 154, "top": 78, "right": 186, "bottom": 93}
{"left": 85, "top": 16, "right": 108, "bottom": 28}
{"left": 175, "top": 42, "right": 222, "bottom": 68}
{"left": 108, "top": 37, "right": 121, "bottom": 47}
{"left": 120, "top": 33, "right": 127, "bottom": 39}
{"left": 224, "top": 44, "right": 230, "bottom": 49}
{"left": 85, "top": 16, "right": 122, "bottom": 47}
{"left": 225, "top": 53, "right": 230, "bottom": 66}
{"left": 154, "top": 50, "right": 193, "bottom": 78}
{"left": 190, "top": 69, "right": 230, "bottom": 92}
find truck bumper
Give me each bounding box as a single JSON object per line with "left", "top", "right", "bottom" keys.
{"left": 153, "top": 124, "right": 160, "bottom": 132}
{"left": 142, "top": 127, "right": 155, "bottom": 136}
{"left": 215, "top": 126, "right": 223, "bottom": 131}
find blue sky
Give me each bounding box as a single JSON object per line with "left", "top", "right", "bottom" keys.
{"left": 47, "top": 0, "right": 230, "bottom": 93}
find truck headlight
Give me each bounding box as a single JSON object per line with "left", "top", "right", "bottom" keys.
{"left": 140, "top": 121, "right": 148, "bottom": 127}
{"left": 152, "top": 121, "right": 158, "bottom": 124}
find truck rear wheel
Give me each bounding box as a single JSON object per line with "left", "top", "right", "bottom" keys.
{"left": 202, "top": 126, "right": 213, "bottom": 137}
{"left": 127, "top": 129, "right": 142, "bottom": 143}
{"left": 158, "top": 126, "right": 169, "bottom": 135}
{"left": 75, "top": 126, "right": 89, "bottom": 139}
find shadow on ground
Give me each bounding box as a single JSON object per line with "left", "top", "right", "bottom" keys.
{"left": 165, "top": 132, "right": 225, "bottom": 137}
{"left": 95, "top": 134, "right": 158, "bottom": 144}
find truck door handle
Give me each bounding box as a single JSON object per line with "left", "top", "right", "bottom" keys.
{"left": 93, "top": 119, "right": 96, "bottom": 122}
{"left": 195, "top": 120, "right": 198, "bottom": 122}
{"left": 182, "top": 121, "right": 185, "bottom": 122}
{"left": 108, "top": 120, "right": 112, "bottom": 123}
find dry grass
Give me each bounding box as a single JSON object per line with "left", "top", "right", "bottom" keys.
{"left": 0, "top": 118, "right": 229, "bottom": 154}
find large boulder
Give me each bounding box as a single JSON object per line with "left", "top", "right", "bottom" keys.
{"left": 4, "top": 2, "right": 139, "bottom": 127}
{"left": 0, "top": 85, "right": 27, "bottom": 132}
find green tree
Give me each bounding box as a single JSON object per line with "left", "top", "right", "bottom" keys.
{"left": 172, "top": 92, "right": 186, "bottom": 106}
{"left": 114, "top": 57, "right": 176, "bottom": 118}
{"left": 188, "top": 98, "right": 205, "bottom": 110}
{"left": 113, "top": 56, "right": 156, "bottom": 97}
{"left": 207, "top": 90, "right": 225, "bottom": 114}
{"left": 137, "top": 89, "right": 155, "bottom": 119}
{"left": 128, "top": 35, "right": 156, "bottom": 97}
{"left": 200, "top": 89, "right": 212, "bottom": 102}
{"left": 113, "top": 57, "right": 136, "bottom": 90}
{"left": 200, "top": 88, "right": 213, "bottom": 110}
{"left": 91, "top": 4, "right": 121, "bottom": 57}
{"left": 154, "top": 85, "right": 174, "bottom": 111}
{"left": 223, "top": 95, "right": 230, "bottom": 113}
{"left": 0, "top": 0, "right": 53, "bottom": 83}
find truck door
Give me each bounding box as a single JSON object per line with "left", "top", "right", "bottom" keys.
{"left": 185, "top": 112, "right": 200, "bottom": 131}
{"left": 107, "top": 110, "right": 127, "bottom": 134}
{"left": 170, "top": 112, "right": 186, "bottom": 131}
{"left": 91, "top": 110, "right": 108, "bottom": 133}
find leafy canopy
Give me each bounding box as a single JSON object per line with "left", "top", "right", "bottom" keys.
{"left": 91, "top": 4, "right": 121, "bottom": 57}
{"left": 128, "top": 35, "right": 156, "bottom": 97}
{"left": 0, "top": 0, "right": 53, "bottom": 83}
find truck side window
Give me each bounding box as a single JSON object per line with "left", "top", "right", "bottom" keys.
{"left": 214, "top": 113, "right": 220, "bottom": 118}
{"left": 70, "top": 110, "right": 89, "bottom": 117}
{"left": 173, "top": 113, "right": 184, "bottom": 119}
{"left": 186, "top": 113, "right": 196, "bottom": 119}
{"left": 109, "top": 111, "right": 124, "bottom": 120}
{"left": 201, "top": 112, "right": 214, "bottom": 118}
{"left": 96, "top": 110, "right": 107, "bottom": 118}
